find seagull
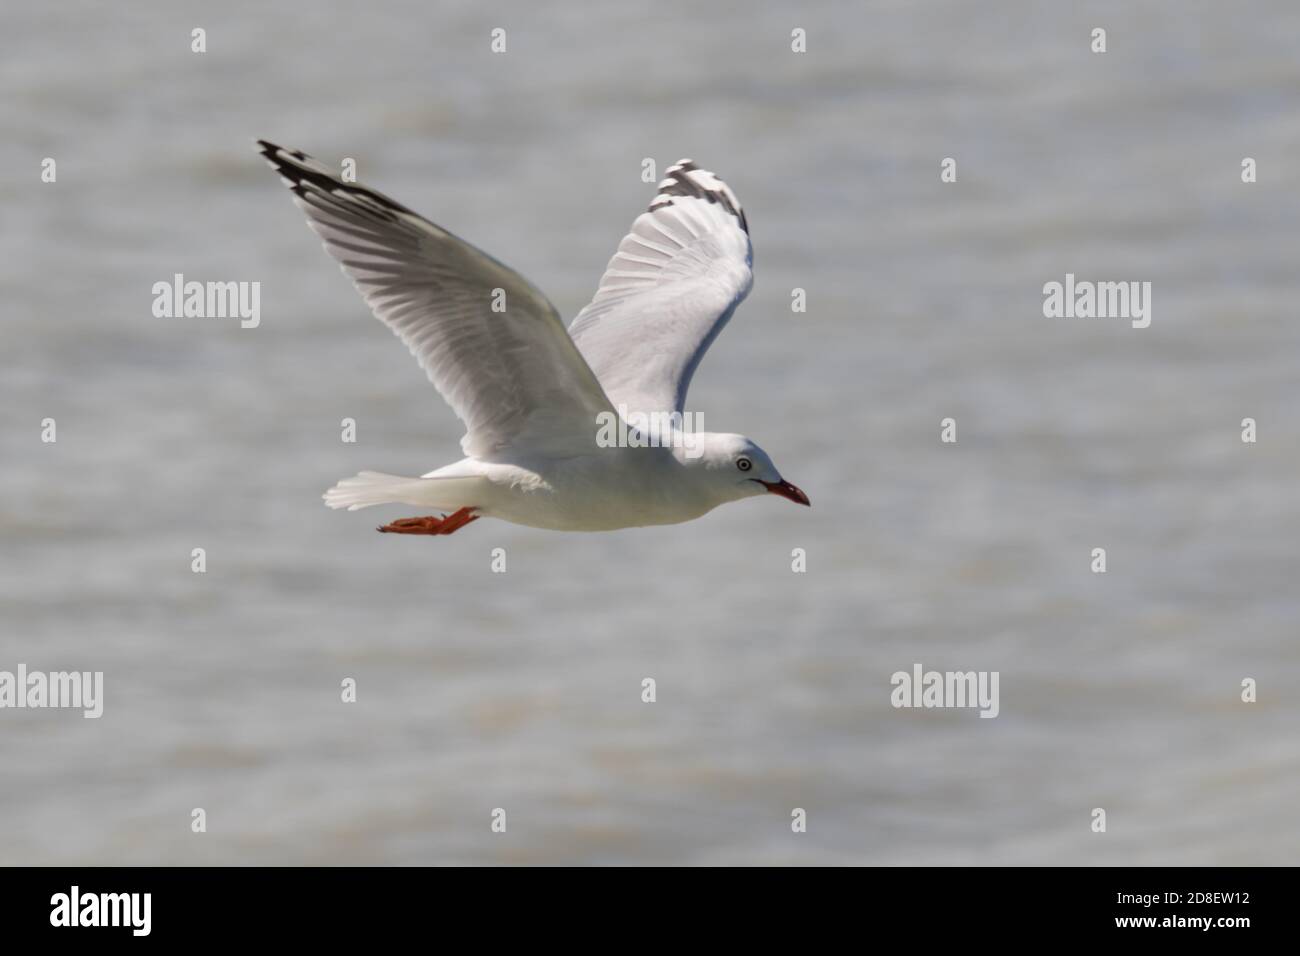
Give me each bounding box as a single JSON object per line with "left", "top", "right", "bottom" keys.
{"left": 257, "top": 140, "right": 809, "bottom": 535}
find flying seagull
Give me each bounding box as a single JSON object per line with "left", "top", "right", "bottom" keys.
{"left": 257, "top": 140, "right": 809, "bottom": 535}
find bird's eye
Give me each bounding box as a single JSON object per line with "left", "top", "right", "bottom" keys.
{"left": 736, "top": 457, "right": 752, "bottom": 472}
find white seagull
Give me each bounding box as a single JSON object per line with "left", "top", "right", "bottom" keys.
{"left": 258, "top": 140, "right": 809, "bottom": 535}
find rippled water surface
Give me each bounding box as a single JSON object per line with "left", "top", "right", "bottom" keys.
{"left": 2, "top": 1, "right": 1298, "bottom": 864}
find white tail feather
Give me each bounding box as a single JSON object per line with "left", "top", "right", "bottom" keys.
{"left": 324, "top": 471, "right": 478, "bottom": 512}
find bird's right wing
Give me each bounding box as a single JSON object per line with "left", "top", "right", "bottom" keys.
{"left": 568, "top": 160, "right": 753, "bottom": 418}
{"left": 257, "top": 140, "right": 615, "bottom": 459}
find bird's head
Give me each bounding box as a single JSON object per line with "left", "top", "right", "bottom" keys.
{"left": 687, "top": 432, "right": 810, "bottom": 508}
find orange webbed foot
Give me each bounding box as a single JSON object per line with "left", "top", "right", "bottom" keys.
{"left": 377, "top": 508, "right": 480, "bottom": 536}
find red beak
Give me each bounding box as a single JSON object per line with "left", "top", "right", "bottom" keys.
{"left": 759, "top": 479, "right": 811, "bottom": 507}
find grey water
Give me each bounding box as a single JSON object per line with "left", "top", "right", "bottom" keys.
{"left": 1, "top": 0, "right": 1298, "bottom": 864}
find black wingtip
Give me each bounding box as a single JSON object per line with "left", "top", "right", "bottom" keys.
{"left": 648, "top": 160, "right": 749, "bottom": 234}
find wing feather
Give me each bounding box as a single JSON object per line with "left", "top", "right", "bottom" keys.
{"left": 257, "top": 140, "right": 613, "bottom": 459}
{"left": 568, "top": 160, "right": 752, "bottom": 417}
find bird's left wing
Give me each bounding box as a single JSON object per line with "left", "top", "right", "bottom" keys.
{"left": 257, "top": 140, "right": 615, "bottom": 459}
{"left": 568, "top": 160, "right": 753, "bottom": 417}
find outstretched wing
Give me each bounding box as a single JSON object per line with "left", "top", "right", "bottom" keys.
{"left": 568, "top": 160, "right": 753, "bottom": 417}
{"left": 257, "top": 140, "right": 614, "bottom": 459}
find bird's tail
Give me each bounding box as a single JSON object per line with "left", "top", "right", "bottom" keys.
{"left": 323, "top": 471, "right": 480, "bottom": 512}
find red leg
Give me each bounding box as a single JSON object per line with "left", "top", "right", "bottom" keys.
{"left": 377, "top": 507, "right": 480, "bottom": 536}
{"left": 438, "top": 508, "right": 480, "bottom": 535}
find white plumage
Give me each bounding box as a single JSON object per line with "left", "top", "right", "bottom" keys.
{"left": 258, "top": 141, "right": 808, "bottom": 534}
{"left": 568, "top": 159, "right": 753, "bottom": 417}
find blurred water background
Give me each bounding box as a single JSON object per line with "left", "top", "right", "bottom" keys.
{"left": 1, "top": 0, "right": 1298, "bottom": 864}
